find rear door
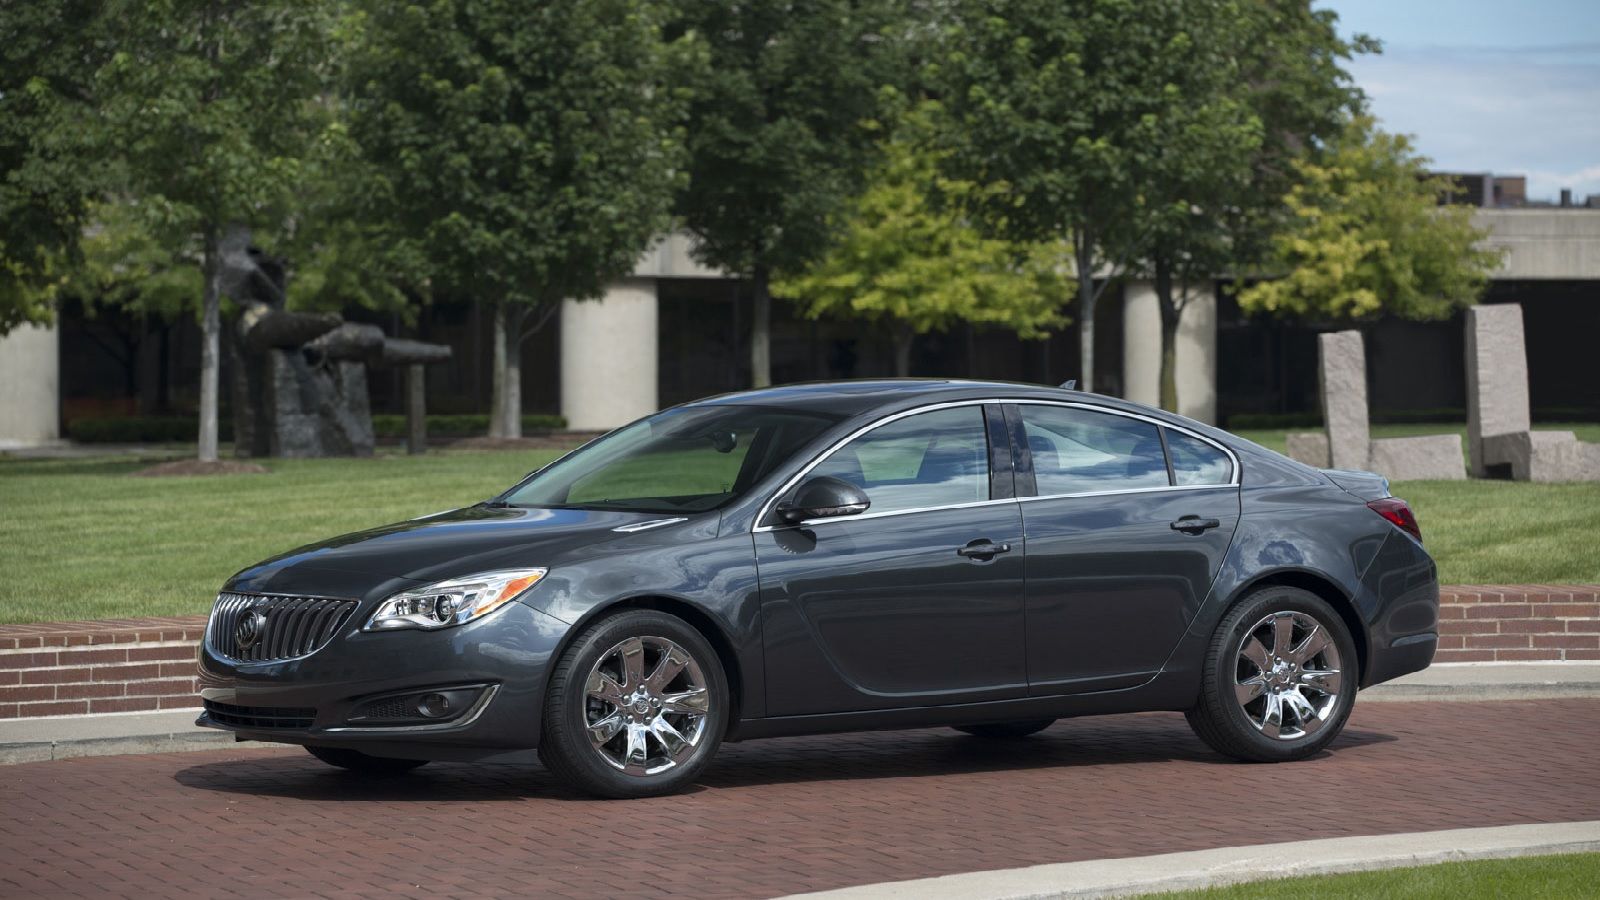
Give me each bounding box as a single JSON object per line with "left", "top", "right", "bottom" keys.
{"left": 1009, "top": 402, "right": 1241, "bottom": 694}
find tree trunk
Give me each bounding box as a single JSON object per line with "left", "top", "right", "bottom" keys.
{"left": 1074, "top": 239, "right": 1097, "bottom": 392}
{"left": 503, "top": 305, "right": 526, "bottom": 439}
{"left": 1154, "top": 256, "right": 1181, "bottom": 414}
{"left": 406, "top": 363, "right": 427, "bottom": 455}
{"left": 489, "top": 302, "right": 508, "bottom": 437}
{"left": 892, "top": 325, "right": 914, "bottom": 377}
{"left": 750, "top": 266, "right": 772, "bottom": 388}
{"left": 198, "top": 232, "right": 221, "bottom": 462}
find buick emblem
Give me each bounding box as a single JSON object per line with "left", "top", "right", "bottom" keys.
{"left": 235, "top": 608, "right": 268, "bottom": 650}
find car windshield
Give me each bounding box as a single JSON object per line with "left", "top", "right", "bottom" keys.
{"left": 500, "top": 404, "right": 843, "bottom": 514}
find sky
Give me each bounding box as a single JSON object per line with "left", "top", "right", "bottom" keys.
{"left": 1317, "top": 0, "right": 1600, "bottom": 202}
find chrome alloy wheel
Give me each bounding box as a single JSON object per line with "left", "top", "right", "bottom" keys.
{"left": 583, "top": 636, "right": 711, "bottom": 776}
{"left": 1234, "top": 611, "right": 1343, "bottom": 740}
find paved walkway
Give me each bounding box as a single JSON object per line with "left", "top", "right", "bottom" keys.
{"left": 2, "top": 698, "right": 1597, "bottom": 898}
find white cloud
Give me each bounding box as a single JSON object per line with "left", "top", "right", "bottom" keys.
{"left": 1349, "top": 46, "right": 1600, "bottom": 200}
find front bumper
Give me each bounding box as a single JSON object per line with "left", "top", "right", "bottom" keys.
{"left": 196, "top": 599, "right": 570, "bottom": 762}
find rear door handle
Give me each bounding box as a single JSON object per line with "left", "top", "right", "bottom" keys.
{"left": 957, "top": 539, "right": 1012, "bottom": 560}
{"left": 1170, "top": 515, "right": 1221, "bottom": 535}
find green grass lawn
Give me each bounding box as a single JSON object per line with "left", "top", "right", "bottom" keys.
{"left": 1143, "top": 851, "right": 1600, "bottom": 899}
{"left": 0, "top": 449, "right": 562, "bottom": 624}
{"left": 1, "top": 433, "right": 1597, "bottom": 624}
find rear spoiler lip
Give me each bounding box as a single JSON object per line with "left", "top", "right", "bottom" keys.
{"left": 1319, "top": 468, "right": 1392, "bottom": 502}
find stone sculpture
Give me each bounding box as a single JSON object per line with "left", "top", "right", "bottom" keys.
{"left": 1466, "top": 304, "right": 1600, "bottom": 481}
{"left": 221, "top": 228, "right": 451, "bottom": 458}
{"left": 1286, "top": 330, "right": 1466, "bottom": 480}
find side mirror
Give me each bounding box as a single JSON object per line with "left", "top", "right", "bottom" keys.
{"left": 777, "top": 476, "right": 870, "bottom": 525}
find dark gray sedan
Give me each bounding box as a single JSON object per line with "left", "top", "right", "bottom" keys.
{"left": 198, "top": 380, "right": 1438, "bottom": 798}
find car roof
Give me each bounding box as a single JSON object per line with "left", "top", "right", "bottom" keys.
{"left": 685, "top": 378, "right": 1162, "bottom": 421}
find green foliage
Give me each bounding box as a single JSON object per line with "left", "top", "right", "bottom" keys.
{"left": 774, "top": 101, "right": 1071, "bottom": 360}
{"left": 61, "top": 200, "right": 203, "bottom": 323}
{"left": 674, "top": 0, "right": 907, "bottom": 279}
{"left": 94, "top": 0, "right": 339, "bottom": 248}
{"left": 346, "top": 0, "right": 693, "bottom": 311}
{"left": 0, "top": 0, "right": 113, "bottom": 332}
{"left": 1238, "top": 117, "right": 1502, "bottom": 321}
{"left": 368, "top": 413, "right": 567, "bottom": 439}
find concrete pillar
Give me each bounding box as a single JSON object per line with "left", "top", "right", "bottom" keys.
{"left": 0, "top": 322, "right": 60, "bottom": 448}
{"left": 1120, "top": 280, "right": 1217, "bottom": 424}
{"left": 560, "top": 278, "right": 659, "bottom": 431}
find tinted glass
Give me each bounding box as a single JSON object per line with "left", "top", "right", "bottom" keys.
{"left": 505, "top": 405, "right": 840, "bottom": 513}
{"left": 808, "top": 406, "right": 989, "bottom": 514}
{"left": 1020, "top": 405, "right": 1169, "bottom": 495}
{"left": 1166, "top": 428, "right": 1232, "bottom": 485}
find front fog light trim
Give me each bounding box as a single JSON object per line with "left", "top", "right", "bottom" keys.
{"left": 331, "top": 684, "right": 500, "bottom": 734}
{"left": 365, "top": 568, "right": 547, "bottom": 632}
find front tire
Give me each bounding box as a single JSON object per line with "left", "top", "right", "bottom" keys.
{"left": 305, "top": 745, "right": 429, "bottom": 775}
{"left": 953, "top": 719, "right": 1055, "bottom": 739}
{"left": 539, "top": 609, "right": 728, "bottom": 799}
{"left": 1186, "top": 586, "right": 1358, "bottom": 762}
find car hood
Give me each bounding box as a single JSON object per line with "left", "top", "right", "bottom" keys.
{"left": 227, "top": 505, "right": 703, "bottom": 594}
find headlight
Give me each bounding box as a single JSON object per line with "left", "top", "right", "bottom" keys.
{"left": 365, "top": 568, "right": 548, "bottom": 631}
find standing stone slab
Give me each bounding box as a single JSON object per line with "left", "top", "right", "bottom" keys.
{"left": 1318, "top": 330, "right": 1370, "bottom": 471}
{"left": 1285, "top": 432, "right": 1330, "bottom": 468}
{"left": 1465, "top": 304, "right": 1532, "bottom": 477}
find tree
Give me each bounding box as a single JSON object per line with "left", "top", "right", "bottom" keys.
{"left": 674, "top": 0, "right": 907, "bottom": 388}
{"left": 1237, "top": 117, "right": 1502, "bottom": 323}
{"left": 56, "top": 200, "right": 202, "bottom": 411}
{"left": 0, "top": 0, "right": 110, "bottom": 334}
{"left": 93, "top": 0, "right": 338, "bottom": 461}
{"left": 1117, "top": 0, "right": 1265, "bottom": 412}
{"left": 1134, "top": 0, "right": 1371, "bottom": 412}
{"left": 349, "top": 0, "right": 693, "bottom": 437}
{"left": 774, "top": 102, "right": 1069, "bottom": 375}
{"left": 936, "top": 0, "right": 1155, "bottom": 391}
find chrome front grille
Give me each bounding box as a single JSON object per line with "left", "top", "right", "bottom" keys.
{"left": 208, "top": 592, "right": 358, "bottom": 662}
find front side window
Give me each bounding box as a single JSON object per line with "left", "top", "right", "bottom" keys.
{"left": 504, "top": 405, "right": 841, "bottom": 513}
{"left": 1020, "top": 405, "right": 1169, "bottom": 495}
{"left": 807, "top": 405, "right": 990, "bottom": 515}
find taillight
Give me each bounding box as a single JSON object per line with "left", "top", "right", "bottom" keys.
{"left": 1368, "top": 497, "right": 1422, "bottom": 543}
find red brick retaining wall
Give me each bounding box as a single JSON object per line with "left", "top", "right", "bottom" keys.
{"left": 1436, "top": 585, "right": 1600, "bottom": 663}
{"left": 1, "top": 586, "right": 1597, "bottom": 719}
{"left": 0, "top": 618, "right": 205, "bottom": 719}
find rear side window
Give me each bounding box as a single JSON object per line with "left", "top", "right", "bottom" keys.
{"left": 1166, "top": 429, "right": 1233, "bottom": 485}
{"left": 1020, "top": 406, "right": 1168, "bottom": 495}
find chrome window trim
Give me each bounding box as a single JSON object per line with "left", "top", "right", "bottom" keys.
{"left": 1012, "top": 399, "right": 1241, "bottom": 488}
{"left": 1018, "top": 482, "right": 1238, "bottom": 503}
{"left": 751, "top": 395, "right": 1243, "bottom": 534}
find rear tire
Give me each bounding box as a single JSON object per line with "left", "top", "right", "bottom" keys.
{"left": 539, "top": 609, "right": 728, "bottom": 799}
{"left": 1186, "top": 586, "right": 1358, "bottom": 762}
{"left": 305, "top": 745, "right": 429, "bottom": 775}
{"left": 952, "top": 719, "right": 1055, "bottom": 739}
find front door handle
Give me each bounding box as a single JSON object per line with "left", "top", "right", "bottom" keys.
{"left": 957, "top": 539, "right": 1012, "bottom": 560}
{"left": 1171, "top": 515, "right": 1221, "bottom": 535}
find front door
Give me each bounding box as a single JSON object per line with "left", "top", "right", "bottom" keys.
{"left": 756, "top": 404, "right": 1028, "bottom": 716}
{"left": 1010, "top": 403, "right": 1241, "bottom": 694}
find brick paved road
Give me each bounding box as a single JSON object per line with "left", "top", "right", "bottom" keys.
{"left": 3, "top": 699, "right": 1598, "bottom": 899}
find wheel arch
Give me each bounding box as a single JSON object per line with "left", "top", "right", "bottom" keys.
{"left": 1227, "top": 569, "right": 1370, "bottom": 684}
{"left": 543, "top": 593, "right": 747, "bottom": 730}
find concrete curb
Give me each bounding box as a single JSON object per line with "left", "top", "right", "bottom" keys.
{"left": 0, "top": 730, "right": 241, "bottom": 765}
{"left": 783, "top": 821, "right": 1600, "bottom": 900}
{"left": 1362, "top": 681, "right": 1600, "bottom": 702}
{"left": 0, "top": 709, "right": 274, "bottom": 765}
